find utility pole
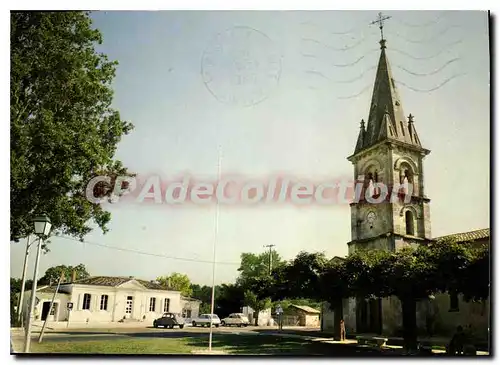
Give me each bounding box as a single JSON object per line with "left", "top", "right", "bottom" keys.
{"left": 17, "top": 235, "right": 33, "bottom": 325}
{"left": 263, "top": 245, "right": 275, "bottom": 275}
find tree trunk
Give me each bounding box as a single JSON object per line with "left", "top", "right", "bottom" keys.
{"left": 254, "top": 311, "right": 259, "bottom": 326}
{"left": 401, "top": 297, "right": 418, "bottom": 352}
{"left": 332, "top": 299, "right": 344, "bottom": 340}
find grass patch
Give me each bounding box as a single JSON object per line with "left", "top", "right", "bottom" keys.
{"left": 431, "top": 345, "right": 446, "bottom": 351}
{"left": 30, "top": 338, "right": 201, "bottom": 354}
{"left": 28, "top": 333, "right": 393, "bottom": 356}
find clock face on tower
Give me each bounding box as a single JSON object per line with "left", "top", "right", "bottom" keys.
{"left": 367, "top": 211, "right": 377, "bottom": 224}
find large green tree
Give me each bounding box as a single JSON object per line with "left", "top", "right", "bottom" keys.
{"left": 190, "top": 284, "right": 213, "bottom": 304}
{"left": 236, "top": 250, "right": 283, "bottom": 286}
{"left": 157, "top": 273, "right": 193, "bottom": 297}
{"left": 39, "top": 263, "right": 90, "bottom": 285}
{"left": 216, "top": 284, "right": 245, "bottom": 318}
{"left": 10, "top": 11, "right": 134, "bottom": 243}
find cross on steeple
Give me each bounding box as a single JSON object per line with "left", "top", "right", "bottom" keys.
{"left": 370, "top": 12, "right": 392, "bottom": 42}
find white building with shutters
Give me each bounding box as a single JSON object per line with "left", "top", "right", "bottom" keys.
{"left": 21, "top": 276, "right": 184, "bottom": 327}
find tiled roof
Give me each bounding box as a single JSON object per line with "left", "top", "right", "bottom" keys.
{"left": 23, "top": 286, "right": 70, "bottom": 295}
{"left": 39, "top": 286, "right": 64, "bottom": 294}
{"left": 136, "top": 279, "right": 172, "bottom": 291}
{"left": 69, "top": 276, "right": 174, "bottom": 291}
{"left": 434, "top": 228, "right": 490, "bottom": 243}
{"left": 290, "top": 304, "right": 321, "bottom": 314}
{"left": 330, "top": 256, "right": 345, "bottom": 263}
{"left": 181, "top": 296, "right": 202, "bottom": 302}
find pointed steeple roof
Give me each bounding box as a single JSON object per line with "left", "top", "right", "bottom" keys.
{"left": 353, "top": 39, "right": 424, "bottom": 154}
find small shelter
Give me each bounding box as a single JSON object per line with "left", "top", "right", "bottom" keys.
{"left": 288, "top": 304, "right": 321, "bottom": 327}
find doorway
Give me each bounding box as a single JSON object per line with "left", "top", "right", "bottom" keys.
{"left": 125, "top": 296, "right": 133, "bottom": 318}
{"left": 356, "top": 297, "right": 382, "bottom": 334}
{"left": 41, "top": 302, "right": 51, "bottom": 321}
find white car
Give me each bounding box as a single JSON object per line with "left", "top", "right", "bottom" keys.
{"left": 191, "top": 314, "right": 221, "bottom": 327}
{"left": 221, "top": 313, "right": 250, "bottom": 327}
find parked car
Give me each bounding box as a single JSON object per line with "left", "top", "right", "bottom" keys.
{"left": 153, "top": 312, "right": 185, "bottom": 329}
{"left": 191, "top": 314, "right": 221, "bottom": 327}
{"left": 221, "top": 313, "right": 250, "bottom": 327}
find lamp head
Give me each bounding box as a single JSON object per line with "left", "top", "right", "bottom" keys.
{"left": 33, "top": 215, "right": 52, "bottom": 236}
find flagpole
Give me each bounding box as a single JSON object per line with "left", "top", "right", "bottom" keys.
{"left": 209, "top": 145, "right": 221, "bottom": 352}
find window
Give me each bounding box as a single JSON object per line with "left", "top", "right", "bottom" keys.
{"left": 100, "top": 295, "right": 109, "bottom": 311}
{"left": 404, "top": 169, "right": 413, "bottom": 183}
{"left": 365, "top": 172, "right": 374, "bottom": 198}
{"left": 149, "top": 297, "right": 156, "bottom": 312}
{"left": 82, "top": 293, "right": 91, "bottom": 310}
{"left": 164, "top": 298, "right": 170, "bottom": 312}
{"left": 405, "top": 210, "right": 415, "bottom": 236}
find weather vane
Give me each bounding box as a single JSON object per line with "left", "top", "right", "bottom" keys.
{"left": 370, "top": 12, "right": 392, "bottom": 41}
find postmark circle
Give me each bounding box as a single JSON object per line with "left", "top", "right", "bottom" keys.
{"left": 201, "top": 26, "right": 282, "bottom": 107}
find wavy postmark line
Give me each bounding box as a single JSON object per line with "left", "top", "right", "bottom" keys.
{"left": 306, "top": 73, "right": 466, "bottom": 98}
{"left": 395, "top": 73, "right": 466, "bottom": 93}
{"left": 303, "top": 72, "right": 372, "bottom": 100}
{"left": 394, "top": 57, "right": 461, "bottom": 77}
{"left": 390, "top": 25, "right": 462, "bottom": 44}
{"left": 301, "top": 49, "right": 379, "bottom": 68}
{"left": 389, "top": 39, "right": 463, "bottom": 60}
{"left": 336, "top": 83, "right": 373, "bottom": 99}
{"left": 393, "top": 11, "right": 452, "bottom": 28}
{"left": 301, "top": 33, "right": 377, "bottom": 53}
{"left": 300, "top": 18, "right": 374, "bottom": 36}
{"left": 305, "top": 66, "right": 377, "bottom": 84}
{"left": 337, "top": 73, "right": 466, "bottom": 98}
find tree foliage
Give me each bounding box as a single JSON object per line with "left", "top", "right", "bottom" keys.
{"left": 39, "top": 263, "right": 90, "bottom": 285}
{"left": 256, "top": 241, "right": 489, "bottom": 349}
{"left": 190, "top": 283, "right": 245, "bottom": 318}
{"left": 10, "top": 11, "right": 134, "bottom": 243}
{"left": 157, "top": 273, "right": 192, "bottom": 297}
{"left": 236, "top": 251, "right": 283, "bottom": 286}
{"left": 243, "top": 290, "right": 272, "bottom": 326}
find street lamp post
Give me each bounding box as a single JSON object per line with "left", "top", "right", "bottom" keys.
{"left": 23, "top": 215, "right": 51, "bottom": 353}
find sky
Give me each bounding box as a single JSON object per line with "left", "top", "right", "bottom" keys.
{"left": 10, "top": 10, "right": 490, "bottom": 286}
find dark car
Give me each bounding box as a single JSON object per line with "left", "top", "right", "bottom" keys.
{"left": 153, "top": 312, "right": 185, "bottom": 329}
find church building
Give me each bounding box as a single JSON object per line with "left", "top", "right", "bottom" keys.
{"left": 321, "top": 17, "right": 490, "bottom": 342}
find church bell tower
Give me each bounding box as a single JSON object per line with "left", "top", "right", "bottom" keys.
{"left": 347, "top": 14, "right": 432, "bottom": 254}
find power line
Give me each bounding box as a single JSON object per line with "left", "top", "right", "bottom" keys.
{"left": 54, "top": 235, "right": 240, "bottom": 266}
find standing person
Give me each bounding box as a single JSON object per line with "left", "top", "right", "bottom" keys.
{"left": 448, "top": 325, "right": 466, "bottom": 355}
{"left": 340, "top": 319, "right": 346, "bottom": 341}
